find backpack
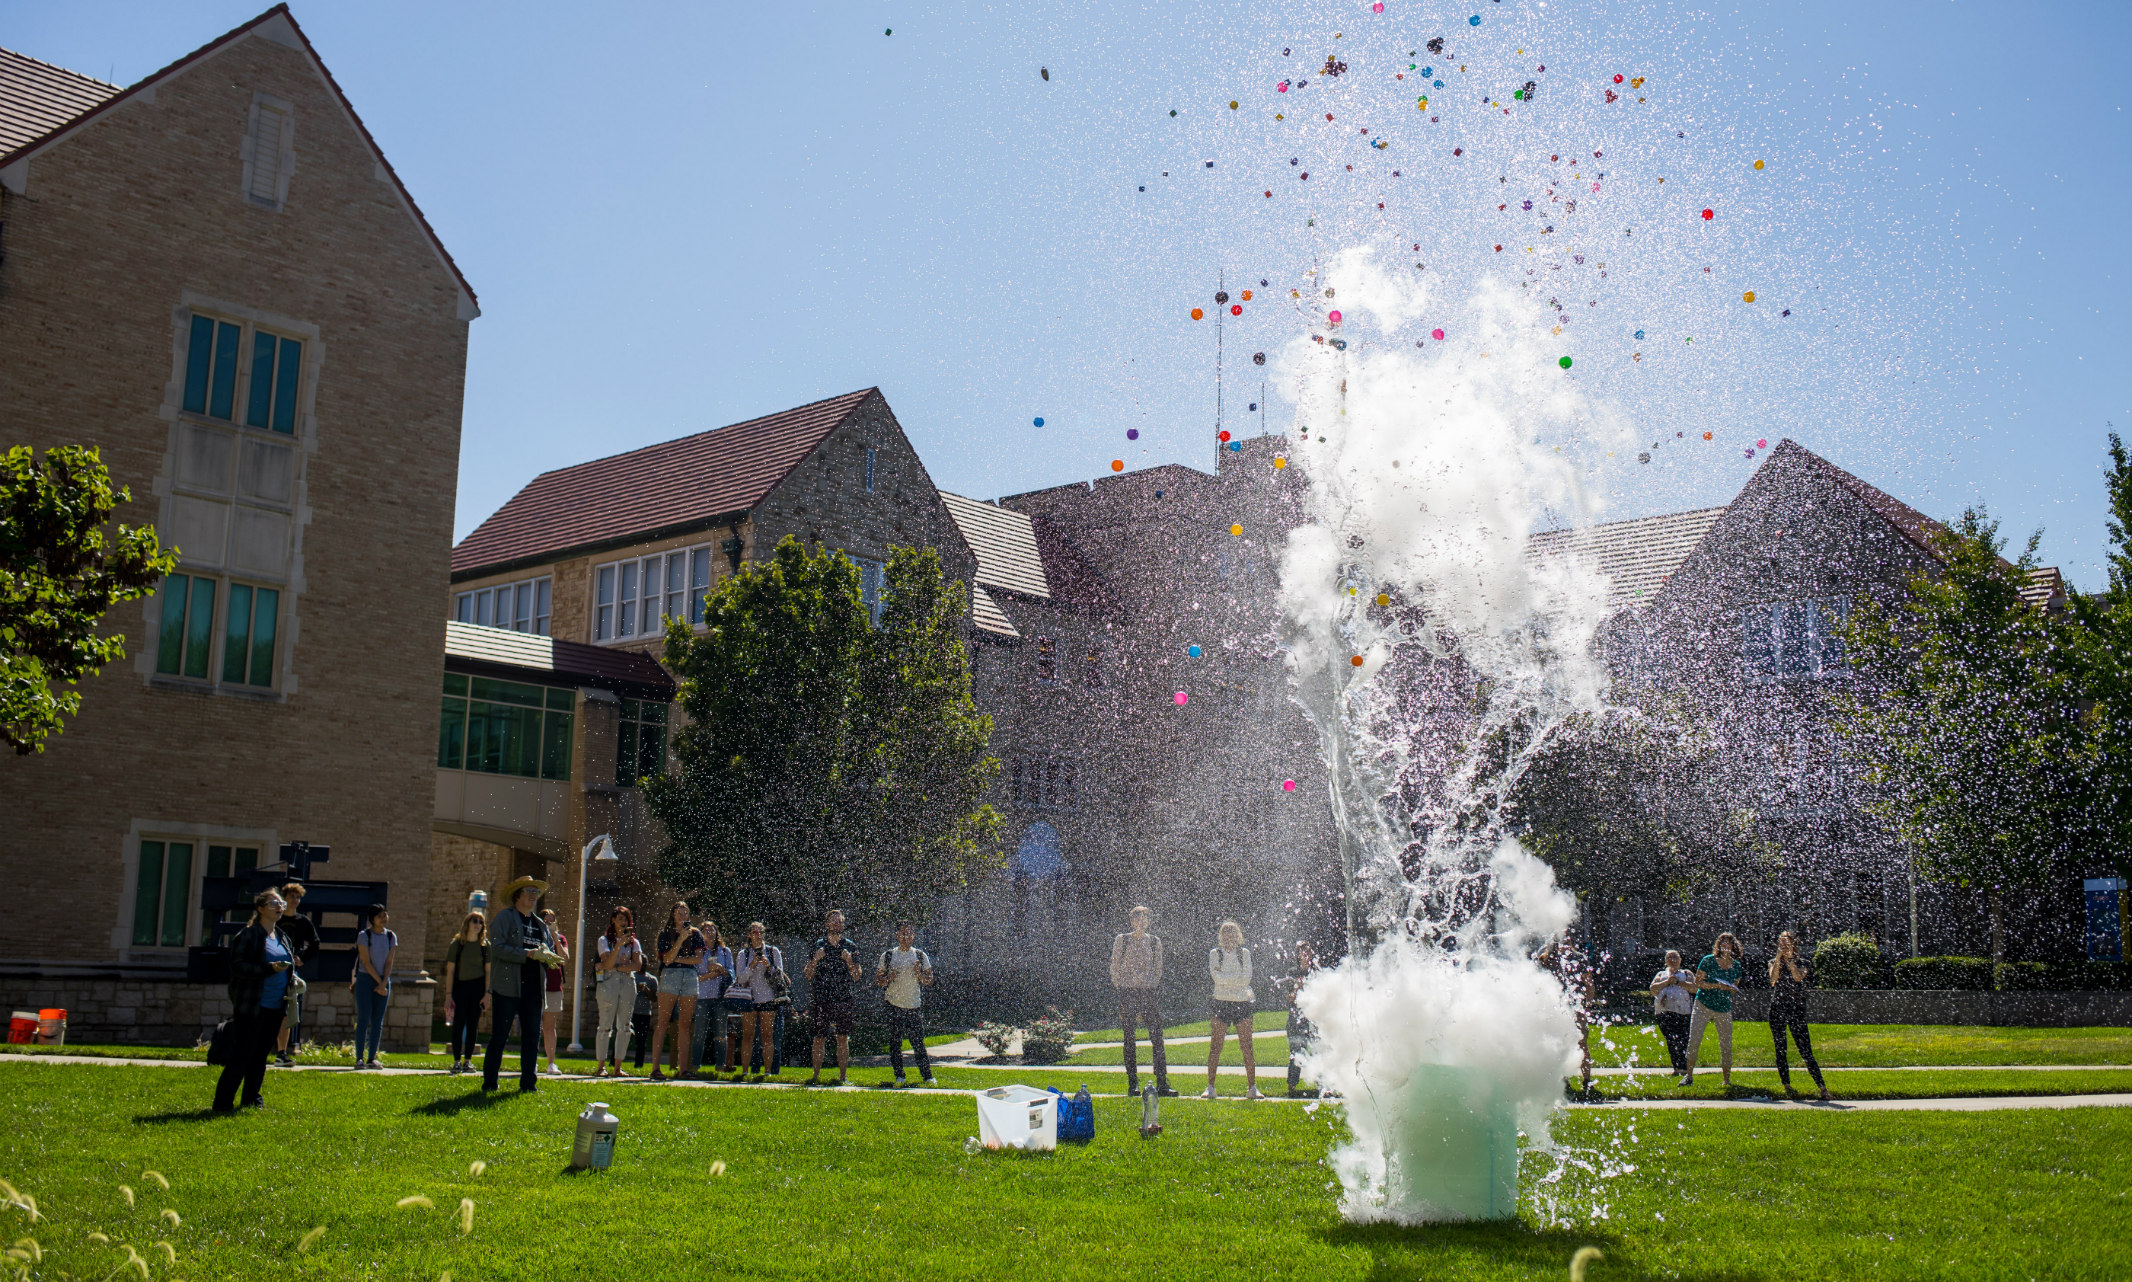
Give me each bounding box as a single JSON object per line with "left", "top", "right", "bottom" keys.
{"left": 1052, "top": 1085, "right": 1095, "bottom": 1143}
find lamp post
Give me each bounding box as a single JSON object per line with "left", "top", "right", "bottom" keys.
{"left": 568, "top": 833, "right": 620, "bottom": 1053}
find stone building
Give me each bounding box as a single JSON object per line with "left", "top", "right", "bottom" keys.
{"left": 0, "top": 8, "right": 474, "bottom": 1049}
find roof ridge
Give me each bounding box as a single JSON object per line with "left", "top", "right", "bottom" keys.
{"left": 1528, "top": 505, "right": 1732, "bottom": 539}
{"left": 1770, "top": 438, "right": 1949, "bottom": 561}
{"left": 521, "top": 388, "right": 878, "bottom": 483}
{"left": 0, "top": 45, "right": 123, "bottom": 92}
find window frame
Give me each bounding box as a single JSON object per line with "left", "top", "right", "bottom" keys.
{"left": 436, "top": 672, "right": 575, "bottom": 782}
{"left": 1008, "top": 752, "right": 1079, "bottom": 810}
{"left": 153, "top": 572, "right": 281, "bottom": 691}
{"left": 615, "top": 698, "right": 671, "bottom": 788}
{"left": 454, "top": 575, "right": 553, "bottom": 636}
{"left": 592, "top": 545, "right": 713, "bottom": 644}
{"left": 115, "top": 821, "right": 276, "bottom": 955}
{"left": 1742, "top": 598, "right": 1851, "bottom": 684}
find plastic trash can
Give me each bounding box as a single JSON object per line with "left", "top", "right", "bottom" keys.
{"left": 974, "top": 1084, "right": 1058, "bottom": 1151}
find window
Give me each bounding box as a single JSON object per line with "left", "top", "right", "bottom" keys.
{"left": 242, "top": 94, "right": 292, "bottom": 210}
{"left": 155, "top": 574, "right": 277, "bottom": 688}
{"left": 616, "top": 699, "right": 670, "bottom": 787}
{"left": 436, "top": 674, "right": 573, "bottom": 781}
{"left": 1742, "top": 599, "right": 1849, "bottom": 682}
{"left": 594, "top": 547, "right": 712, "bottom": 642}
{"left": 156, "top": 575, "right": 217, "bottom": 680}
{"left": 220, "top": 583, "right": 279, "bottom": 687}
{"left": 184, "top": 313, "right": 302, "bottom": 433}
{"left": 131, "top": 839, "right": 196, "bottom": 947}
{"left": 1034, "top": 635, "right": 1057, "bottom": 683}
{"left": 1009, "top": 753, "right": 1078, "bottom": 810}
{"left": 454, "top": 576, "right": 552, "bottom": 635}
{"left": 855, "top": 557, "right": 885, "bottom": 626}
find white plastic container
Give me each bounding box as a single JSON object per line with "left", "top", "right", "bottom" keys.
{"left": 974, "top": 1085, "right": 1058, "bottom": 1151}
{"left": 572, "top": 1101, "right": 619, "bottom": 1169}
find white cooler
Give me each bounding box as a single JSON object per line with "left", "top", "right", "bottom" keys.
{"left": 974, "top": 1085, "right": 1058, "bottom": 1151}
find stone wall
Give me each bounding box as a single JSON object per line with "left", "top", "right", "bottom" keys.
{"left": 1727, "top": 989, "right": 2132, "bottom": 1027}
{"left": 0, "top": 968, "right": 435, "bottom": 1052}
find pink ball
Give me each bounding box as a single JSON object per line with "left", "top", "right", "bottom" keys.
{"left": 1174, "top": 691, "right": 1189, "bottom": 706}
{"left": 1756, "top": 438, "right": 1768, "bottom": 448}
{"left": 1328, "top": 310, "right": 1343, "bottom": 324}
{"left": 1372, "top": 2, "right": 1384, "bottom": 10}
{"left": 1431, "top": 327, "right": 1445, "bottom": 340}
{"left": 1281, "top": 779, "right": 1297, "bottom": 792}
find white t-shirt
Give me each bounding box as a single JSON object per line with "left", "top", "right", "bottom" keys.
{"left": 1650, "top": 967, "right": 1696, "bottom": 1015}
{"left": 1210, "top": 946, "right": 1254, "bottom": 1003}
{"left": 881, "top": 946, "right": 930, "bottom": 1010}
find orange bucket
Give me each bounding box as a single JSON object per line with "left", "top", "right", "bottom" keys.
{"left": 6, "top": 1012, "right": 34, "bottom": 1044}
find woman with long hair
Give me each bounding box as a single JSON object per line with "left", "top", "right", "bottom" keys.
{"left": 650, "top": 899, "right": 705, "bottom": 1080}
{"left": 1685, "top": 931, "right": 1745, "bottom": 1089}
{"left": 594, "top": 905, "right": 643, "bottom": 1077}
{"left": 727, "top": 921, "right": 784, "bottom": 1079}
{"left": 213, "top": 888, "right": 296, "bottom": 1112}
{"left": 1769, "top": 930, "right": 1830, "bottom": 1100}
{"left": 442, "top": 911, "right": 489, "bottom": 1074}
{"left": 538, "top": 907, "right": 572, "bottom": 1074}
{"left": 691, "top": 919, "right": 733, "bottom": 1083}
{"left": 1203, "top": 920, "right": 1263, "bottom": 1099}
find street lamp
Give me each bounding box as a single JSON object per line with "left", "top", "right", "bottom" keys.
{"left": 567, "top": 833, "right": 620, "bottom": 1053}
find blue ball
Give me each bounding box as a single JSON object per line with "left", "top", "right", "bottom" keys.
{"left": 1228, "top": 441, "right": 1243, "bottom": 452}
{"left": 1187, "top": 644, "right": 1202, "bottom": 657}
{"left": 1634, "top": 330, "right": 1645, "bottom": 340}
{"left": 1469, "top": 14, "right": 1481, "bottom": 24}
{"left": 1033, "top": 416, "right": 1045, "bottom": 427}
{"left": 1421, "top": 67, "right": 1432, "bottom": 76}
{"left": 1434, "top": 80, "right": 1444, "bottom": 88}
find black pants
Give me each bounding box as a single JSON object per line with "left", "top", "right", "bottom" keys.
{"left": 886, "top": 1005, "right": 931, "bottom": 1076}
{"left": 449, "top": 982, "right": 485, "bottom": 1060}
{"left": 213, "top": 1005, "right": 286, "bottom": 1111}
{"left": 629, "top": 1010, "right": 652, "bottom": 1067}
{"left": 1769, "top": 1012, "right": 1826, "bottom": 1092}
{"left": 1117, "top": 989, "right": 1168, "bottom": 1088}
{"left": 1657, "top": 1011, "right": 1693, "bottom": 1075}
{"left": 483, "top": 993, "right": 539, "bottom": 1091}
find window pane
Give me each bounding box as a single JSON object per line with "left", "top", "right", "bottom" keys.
{"left": 455, "top": 593, "right": 473, "bottom": 623}
{"left": 222, "top": 583, "right": 254, "bottom": 683}
{"left": 248, "top": 587, "right": 278, "bottom": 685}
{"left": 597, "top": 604, "right": 612, "bottom": 640}
{"left": 469, "top": 677, "right": 545, "bottom": 706}
{"left": 545, "top": 687, "right": 574, "bottom": 711}
{"left": 443, "top": 672, "right": 468, "bottom": 696}
{"left": 637, "top": 716, "right": 666, "bottom": 781}
{"left": 598, "top": 565, "right": 615, "bottom": 605}
{"left": 438, "top": 696, "right": 466, "bottom": 768}
{"left": 132, "top": 842, "right": 166, "bottom": 946}
{"left": 235, "top": 847, "right": 257, "bottom": 874}
{"left": 510, "top": 704, "right": 544, "bottom": 777}
{"left": 615, "top": 720, "right": 638, "bottom": 787}
{"left": 466, "top": 701, "right": 507, "bottom": 773}
{"left": 541, "top": 710, "right": 573, "bottom": 781}
{"left": 642, "top": 701, "right": 668, "bottom": 727}
{"left": 665, "top": 555, "right": 685, "bottom": 623}
{"left": 272, "top": 337, "right": 302, "bottom": 433}
{"left": 206, "top": 845, "right": 231, "bottom": 880}
{"left": 475, "top": 589, "right": 493, "bottom": 627}
{"left": 246, "top": 331, "right": 277, "bottom": 428}
{"left": 689, "top": 549, "right": 710, "bottom": 623}
{"left": 618, "top": 563, "right": 637, "bottom": 637}
{"left": 157, "top": 577, "right": 189, "bottom": 674}
{"left": 183, "top": 315, "right": 215, "bottom": 414}
{"left": 1741, "top": 605, "right": 1777, "bottom": 679}
{"left": 182, "top": 577, "right": 216, "bottom": 680}
{"left": 597, "top": 566, "right": 615, "bottom": 640}
{"left": 209, "top": 321, "right": 241, "bottom": 420}
{"left": 535, "top": 578, "right": 551, "bottom": 635}
{"left": 160, "top": 843, "right": 193, "bottom": 947}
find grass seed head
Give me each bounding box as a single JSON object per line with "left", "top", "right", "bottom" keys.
{"left": 87, "top": 1232, "right": 110, "bottom": 1246}
{"left": 10, "top": 1239, "right": 39, "bottom": 1264}
{"left": 395, "top": 1196, "right": 433, "bottom": 1211}
{"left": 296, "top": 1227, "right": 325, "bottom": 1254}
{"left": 457, "top": 1199, "right": 473, "bottom": 1235}
{"left": 1570, "top": 1245, "right": 1604, "bottom": 1282}
{"left": 466, "top": 1162, "right": 486, "bottom": 1179}
{"left": 159, "top": 1209, "right": 180, "bottom": 1227}
{"left": 709, "top": 1161, "right": 726, "bottom": 1177}
{"left": 155, "top": 1241, "right": 177, "bottom": 1264}
{"left": 123, "top": 1245, "right": 150, "bottom": 1279}
{"left": 118, "top": 1186, "right": 134, "bottom": 1208}
{"left": 141, "top": 1172, "right": 168, "bottom": 1191}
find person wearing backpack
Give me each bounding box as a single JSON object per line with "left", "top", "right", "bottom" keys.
{"left": 804, "top": 908, "right": 863, "bottom": 1086}
{"left": 726, "top": 921, "right": 786, "bottom": 1079}
{"left": 1204, "top": 920, "right": 1264, "bottom": 1099}
{"left": 1109, "top": 905, "right": 1175, "bottom": 1097}
{"left": 875, "top": 920, "right": 936, "bottom": 1087}
{"left": 351, "top": 904, "right": 396, "bottom": 1069}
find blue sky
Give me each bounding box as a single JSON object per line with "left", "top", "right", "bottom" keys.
{"left": 10, "top": 0, "right": 2129, "bottom": 585}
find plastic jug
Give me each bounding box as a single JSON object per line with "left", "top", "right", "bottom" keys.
{"left": 572, "top": 1101, "right": 619, "bottom": 1169}
{"left": 974, "top": 1085, "right": 1058, "bottom": 1151}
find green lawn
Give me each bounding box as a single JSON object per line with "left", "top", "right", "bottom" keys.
{"left": 2, "top": 1061, "right": 2128, "bottom": 1281}
{"left": 1065, "top": 1032, "right": 1291, "bottom": 1067}
{"left": 1074, "top": 1010, "right": 1288, "bottom": 1042}
{"left": 1590, "top": 1022, "right": 2132, "bottom": 1069}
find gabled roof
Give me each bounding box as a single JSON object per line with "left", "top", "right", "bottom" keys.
{"left": 0, "top": 48, "right": 119, "bottom": 154}
{"left": 940, "top": 492, "right": 1050, "bottom": 601}
{"left": 443, "top": 621, "right": 674, "bottom": 701}
{"left": 0, "top": 6, "right": 476, "bottom": 319}
{"left": 1527, "top": 507, "right": 1727, "bottom": 608}
{"left": 452, "top": 389, "right": 880, "bottom": 578}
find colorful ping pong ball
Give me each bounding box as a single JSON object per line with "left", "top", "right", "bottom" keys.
{"left": 1174, "top": 691, "right": 1189, "bottom": 705}
{"left": 1231, "top": 304, "right": 1242, "bottom": 316}
{"left": 1702, "top": 431, "right": 1714, "bottom": 440}
{"left": 1187, "top": 644, "right": 1202, "bottom": 657}
{"left": 1431, "top": 328, "right": 1445, "bottom": 340}
{"left": 1559, "top": 356, "right": 1573, "bottom": 369}
{"left": 1033, "top": 416, "right": 1044, "bottom": 427}
{"left": 1350, "top": 655, "right": 1365, "bottom": 666}
{"left": 1191, "top": 308, "right": 1205, "bottom": 320}
{"left": 1327, "top": 310, "right": 1342, "bottom": 324}
{"left": 1241, "top": 290, "right": 1253, "bottom": 301}
{"left": 1376, "top": 593, "right": 1390, "bottom": 606}
{"left": 1701, "top": 209, "right": 1714, "bottom": 220}
{"left": 1753, "top": 159, "right": 1765, "bottom": 170}
{"left": 1111, "top": 460, "right": 1124, "bottom": 471}
{"left": 1230, "top": 524, "right": 1244, "bottom": 536}
{"left": 1282, "top": 779, "right": 1297, "bottom": 792}
{"left": 1127, "top": 428, "right": 1139, "bottom": 439}
{"left": 1743, "top": 291, "right": 1756, "bottom": 303}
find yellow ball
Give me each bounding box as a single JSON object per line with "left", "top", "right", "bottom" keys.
{"left": 1230, "top": 524, "right": 1244, "bottom": 536}
{"left": 1753, "top": 159, "right": 1765, "bottom": 170}
{"left": 1743, "top": 290, "right": 1756, "bottom": 303}
{"left": 1376, "top": 593, "right": 1389, "bottom": 606}
{"left": 1229, "top": 100, "right": 1239, "bottom": 109}
{"left": 1274, "top": 458, "right": 1287, "bottom": 470}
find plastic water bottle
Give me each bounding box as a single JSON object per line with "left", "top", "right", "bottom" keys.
{"left": 467, "top": 888, "right": 489, "bottom": 915}
{"left": 1138, "top": 1082, "right": 1162, "bottom": 1138}
{"left": 572, "top": 1102, "right": 619, "bottom": 1169}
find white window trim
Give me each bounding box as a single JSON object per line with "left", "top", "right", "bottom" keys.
{"left": 454, "top": 575, "right": 553, "bottom": 635}
{"left": 112, "top": 818, "right": 278, "bottom": 956}
{"left": 592, "top": 545, "right": 715, "bottom": 644}
{"left": 240, "top": 91, "right": 296, "bottom": 212}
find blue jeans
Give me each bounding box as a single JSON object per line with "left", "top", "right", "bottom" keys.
{"left": 691, "top": 996, "right": 729, "bottom": 1072}
{"left": 353, "top": 981, "right": 390, "bottom": 1061}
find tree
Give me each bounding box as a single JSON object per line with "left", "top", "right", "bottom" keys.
{"left": 2068, "top": 434, "right": 2132, "bottom": 877}
{"left": 1831, "top": 508, "right": 2087, "bottom": 959}
{"left": 644, "top": 536, "right": 1002, "bottom": 932}
{"left": 2, "top": 445, "right": 174, "bottom": 754}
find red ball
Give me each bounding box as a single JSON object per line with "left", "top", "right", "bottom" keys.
{"left": 1613, "top": 74, "right": 1624, "bottom": 83}
{"left": 1218, "top": 430, "right": 1231, "bottom": 442}
{"left": 1702, "top": 208, "right": 1715, "bottom": 220}
{"left": 1230, "top": 304, "right": 1242, "bottom": 316}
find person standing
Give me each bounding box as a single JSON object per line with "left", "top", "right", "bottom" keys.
{"left": 351, "top": 904, "right": 396, "bottom": 1070}
{"left": 1649, "top": 949, "right": 1697, "bottom": 1081}
{"left": 273, "top": 882, "right": 319, "bottom": 1066}
{"left": 593, "top": 906, "right": 643, "bottom": 1078}
{"left": 650, "top": 901, "right": 706, "bottom": 1080}
{"left": 538, "top": 908, "right": 572, "bottom": 1075}
{"left": 1768, "top": 931, "right": 1831, "bottom": 1100}
{"left": 213, "top": 889, "right": 296, "bottom": 1112}
{"left": 1685, "top": 932, "right": 1745, "bottom": 1090}
{"left": 726, "top": 922, "right": 785, "bottom": 1079}
{"left": 805, "top": 909, "right": 862, "bottom": 1086}
{"left": 1536, "top": 930, "right": 1596, "bottom": 1097}
{"left": 690, "top": 920, "right": 733, "bottom": 1082}
{"left": 1275, "top": 940, "right": 1319, "bottom": 1098}
{"left": 1110, "top": 906, "right": 1174, "bottom": 1097}
{"left": 1203, "top": 921, "right": 1263, "bottom": 1100}
{"left": 484, "top": 877, "right": 559, "bottom": 1093}
{"left": 875, "top": 921, "right": 935, "bottom": 1088}
{"left": 442, "top": 912, "right": 490, "bottom": 1074}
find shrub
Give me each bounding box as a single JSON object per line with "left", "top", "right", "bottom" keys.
{"left": 2030, "top": 961, "right": 2132, "bottom": 991}
{"left": 1021, "top": 1007, "right": 1076, "bottom": 1064}
{"left": 1812, "top": 933, "right": 1885, "bottom": 989}
{"left": 1894, "top": 956, "right": 1994, "bottom": 990}
{"left": 973, "top": 1020, "right": 1018, "bottom": 1059}
{"left": 1993, "top": 961, "right": 2052, "bottom": 992}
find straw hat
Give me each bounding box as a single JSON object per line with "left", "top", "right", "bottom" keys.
{"left": 502, "top": 875, "right": 548, "bottom": 901}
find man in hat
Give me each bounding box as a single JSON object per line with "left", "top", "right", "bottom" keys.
{"left": 484, "top": 875, "right": 561, "bottom": 1092}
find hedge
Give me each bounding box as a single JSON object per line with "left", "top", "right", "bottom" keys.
{"left": 1812, "top": 933, "right": 1885, "bottom": 989}
{"left": 1893, "top": 956, "right": 1994, "bottom": 990}
{"left": 1992, "top": 961, "right": 2052, "bottom": 992}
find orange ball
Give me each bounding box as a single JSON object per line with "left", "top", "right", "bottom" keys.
{"left": 1350, "top": 655, "right": 1365, "bottom": 667}
{"left": 1191, "top": 308, "right": 1205, "bottom": 320}
{"left": 1702, "top": 431, "right": 1714, "bottom": 440}
{"left": 1241, "top": 289, "right": 1253, "bottom": 301}
{"left": 1112, "top": 460, "right": 1125, "bottom": 472}
{"left": 1230, "top": 524, "right": 1244, "bottom": 536}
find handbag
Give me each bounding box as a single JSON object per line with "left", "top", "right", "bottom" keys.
{"left": 289, "top": 974, "right": 308, "bottom": 999}
{"left": 206, "top": 1018, "right": 238, "bottom": 1066}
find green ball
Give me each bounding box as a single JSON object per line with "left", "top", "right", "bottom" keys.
{"left": 1559, "top": 356, "right": 1573, "bottom": 369}
{"left": 1513, "top": 90, "right": 1523, "bottom": 100}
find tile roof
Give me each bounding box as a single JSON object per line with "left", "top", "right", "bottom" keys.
{"left": 0, "top": 47, "right": 119, "bottom": 155}
{"left": 452, "top": 388, "right": 879, "bottom": 577}
{"left": 1526, "top": 507, "right": 1727, "bottom": 608}
{"left": 443, "top": 621, "right": 674, "bottom": 700}
{"left": 940, "top": 492, "right": 1050, "bottom": 600}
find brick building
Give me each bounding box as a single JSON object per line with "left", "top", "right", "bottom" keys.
{"left": 0, "top": 8, "right": 474, "bottom": 1049}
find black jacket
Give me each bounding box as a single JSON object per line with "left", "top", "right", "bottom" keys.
{"left": 227, "top": 921, "right": 295, "bottom": 1017}
{"left": 280, "top": 913, "right": 321, "bottom": 968}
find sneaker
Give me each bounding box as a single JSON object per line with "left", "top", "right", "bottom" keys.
{"left": 370, "top": 1058, "right": 386, "bottom": 1071}
{"left": 1200, "top": 1085, "right": 1218, "bottom": 1100}
{"left": 921, "top": 1074, "right": 938, "bottom": 1087}
{"left": 275, "top": 1053, "right": 295, "bottom": 1067}
{"left": 1157, "top": 1085, "right": 1180, "bottom": 1098}
{"left": 546, "top": 1063, "right": 563, "bottom": 1076}
{"left": 447, "top": 1061, "right": 462, "bottom": 1075}
{"left": 894, "top": 1071, "right": 908, "bottom": 1088}
{"left": 1246, "top": 1087, "right": 1267, "bottom": 1101}
{"left": 808, "top": 1074, "right": 823, "bottom": 1086}
{"left": 837, "top": 1073, "right": 848, "bottom": 1086}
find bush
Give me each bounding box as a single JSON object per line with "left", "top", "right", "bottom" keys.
{"left": 2063, "top": 961, "right": 2132, "bottom": 991}
{"left": 973, "top": 1020, "right": 1017, "bottom": 1059}
{"left": 1021, "top": 1007, "right": 1075, "bottom": 1064}
{"left": 1812, "top": 933, "right": 1885, "bottom": 989}
{"left": 1894, "top": 956, "right": 1994, "bottom": 990}
{"left": 1993, "top": 962, "right": 2052, "bottom": 992}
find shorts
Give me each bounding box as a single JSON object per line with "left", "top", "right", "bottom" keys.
{"left": 544, "top": 990, "right": 564, "bottom": 1013}
{"left": 657, "top": 967, "right": 698, "bottom": 998}
{"left": 813, "top": 1000, "right": 856, "bottom": 1037}
{"left": 1211, "top": 999, "right": 1255, "bottom": 1026}
{"left": 735, "top": 999, "right": 779, "bottom": 1014}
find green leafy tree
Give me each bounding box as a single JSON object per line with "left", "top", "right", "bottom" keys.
{"left": 1832, "top": 508, "right": 2087, "bottom": 959}
{"left": 2, "top": 445, "right": 174, "bottom": 754}
{"left": 645, "top": 537, "right": 1001, "bottom": 932}
{"left": 2068, "top": 434, "right": 2132, "bottom": 876}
